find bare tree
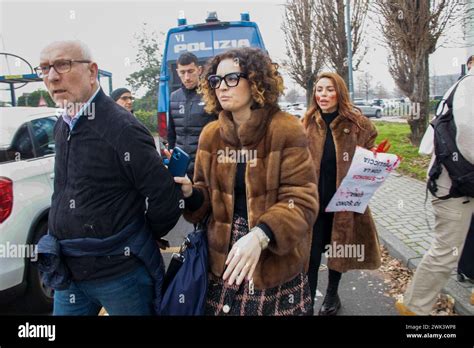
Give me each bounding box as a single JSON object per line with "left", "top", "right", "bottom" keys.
{"left": 374, "top": 81, "right": 390, "bottom": 99}
{"left": 357, "top": 71, "right": 373, "bottom": 102}
{"left": 281, "top": 0, "right": 325, "bottom": 105}
{"left": 373, "top": 0, "right": 470, "bottom": 145}
{"left": 285, "top": 88, "right": 301, "bottom": 104}
{"left": 314, "top": 0, "right": 370, "bottom": 85}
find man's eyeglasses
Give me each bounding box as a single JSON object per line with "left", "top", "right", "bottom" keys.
{"left": 35, "top": 59, "right": 91, "bottom": 78}
{"left": 208, "top": 72, "right": 248, "bottom": 89}
{"left": 120, "top": 96, "right": 134, "bottom": 101}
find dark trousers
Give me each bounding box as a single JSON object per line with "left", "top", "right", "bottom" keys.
{"left": 307, "top": 211, "right": 342, "bottom": 306}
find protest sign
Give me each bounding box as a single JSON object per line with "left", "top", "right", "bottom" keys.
{"left": 326, "top": 146, "right": 401, "bottom": 213}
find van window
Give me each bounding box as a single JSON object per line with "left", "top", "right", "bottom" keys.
{"left": 169, "top": 58, "right": 210, "bottom": 94}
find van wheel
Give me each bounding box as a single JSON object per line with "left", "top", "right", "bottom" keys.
{"left": 23, "top": 220, "right": 54, "bottom": 313}
{"left": 375, "top": 110, "right": 382, "bottom": 118}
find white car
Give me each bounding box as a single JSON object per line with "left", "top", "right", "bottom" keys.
{"left": 286, "top": 103, "right": 307, "bottom": 119}
{"left": 353, "top": 101, "right": 383, "bottom": 118}
{"left": 0, "top": 107, "right": 58, "bottom": 312}
{"left": 278, "top": 101, "right": 292, "bottom": 111}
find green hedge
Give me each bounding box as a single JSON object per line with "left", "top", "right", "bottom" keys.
{"left": 429, "top": 100, "right": 439, "bottom": 114}
{"left": 134, "top": 109, "right": 157, "bottom": 134}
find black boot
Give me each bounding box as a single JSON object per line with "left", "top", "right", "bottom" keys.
{"left": 319, "top": 269, "right": 342, "bottom": 315}
{"left": 318, "top": 292, "right": 341, "bottom": 316}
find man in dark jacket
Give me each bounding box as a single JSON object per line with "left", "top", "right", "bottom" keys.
{"left": 167, "top": 52, "right": 216, "bottom": 178}
{"left": 37, "top": 40, "right": 182, "bottom": 315}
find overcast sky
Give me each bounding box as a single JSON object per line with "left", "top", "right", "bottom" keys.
{"left": 0, "top": 0, "right": 470, "bottom": 102}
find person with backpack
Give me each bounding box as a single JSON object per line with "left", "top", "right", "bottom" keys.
{"left": 396, "top": 66, "right": 474, "bottom": 315}
{"left": 467, "top": 55, "right": 473, "bottom": 73}
{"left": 457, "top": 54, "right": 474, "bottom": 305}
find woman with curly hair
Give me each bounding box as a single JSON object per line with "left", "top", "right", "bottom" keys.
{"left": 303, "top": 72, "right": 382, "bottom": 316}
{"left": 173, "top": 47, "right": 318, "bottom": 315}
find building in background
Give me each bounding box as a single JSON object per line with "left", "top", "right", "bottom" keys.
{"left": 430, "top": 74, "right": 459, "bottom": 97}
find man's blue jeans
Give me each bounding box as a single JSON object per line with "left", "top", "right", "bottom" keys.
{"left": 53, "top": 264, "right": 155, "bottom": 315}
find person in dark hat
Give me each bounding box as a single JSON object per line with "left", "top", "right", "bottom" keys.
{"left": 111, "top": 87, "right": 134, "bottom": 113}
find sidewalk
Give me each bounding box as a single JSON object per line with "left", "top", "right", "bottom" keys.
{"left": 371, "top": 172, "right": 474, "bottom": 315}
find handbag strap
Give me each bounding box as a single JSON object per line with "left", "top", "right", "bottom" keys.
{"left": 195, "top": 212, "right": 210, "bottom": 231}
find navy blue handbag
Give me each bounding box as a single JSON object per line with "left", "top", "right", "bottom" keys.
{"left": 160, "top": 224, "right": 208, "bottom": 316}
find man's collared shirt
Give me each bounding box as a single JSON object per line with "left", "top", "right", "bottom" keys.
{"left": 61, "top": 86, "right": 100, "bottom": 130}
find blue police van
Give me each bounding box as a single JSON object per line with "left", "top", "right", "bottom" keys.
{"left": 157, "top": 12, "right": 266, "bottom": 141}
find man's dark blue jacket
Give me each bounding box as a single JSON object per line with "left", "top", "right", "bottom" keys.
{"left": 48, "top": 88, "right": 183, "bottom": 280}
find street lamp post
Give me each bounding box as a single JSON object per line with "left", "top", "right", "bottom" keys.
{"left": 345, "top": 0, "right": 354, "bottom": 101}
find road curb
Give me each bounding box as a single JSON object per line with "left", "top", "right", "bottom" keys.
{"left": 376, "top": 222, "right": 474, "bottom": 316}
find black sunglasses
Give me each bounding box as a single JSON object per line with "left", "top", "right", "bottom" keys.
{"left": 208, "top": 72, "right": 248, "bottom": 89}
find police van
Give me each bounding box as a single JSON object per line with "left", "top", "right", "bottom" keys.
{"left": 157, "top": 12, "right": 266, "bottom": 141}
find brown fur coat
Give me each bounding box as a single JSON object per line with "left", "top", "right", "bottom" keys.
{"left": 184, "top": 106, "right": 318, "bottom": 289}
{"left": 305, "top": 111, "right": 382, "bottom": 272}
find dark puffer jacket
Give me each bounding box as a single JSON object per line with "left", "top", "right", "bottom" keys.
{"left": 167, "top": 87, "right": 216, "bottom": 178}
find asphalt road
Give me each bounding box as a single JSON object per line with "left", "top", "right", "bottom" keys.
{"left": 162, "top": 216, "right": 398, "bottom": 316}
{"left": 0, "top": 216, "right": 398, "bottom": 315}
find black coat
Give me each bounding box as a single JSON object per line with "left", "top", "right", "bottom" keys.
{"left": 50, "top": 88, "right": 183, "bottom": 239}
{"left": 167, "top": 87, "right": 216, "bottom": 178}
{"left": 49, "top": 89, "right": 183, "bottom": 280}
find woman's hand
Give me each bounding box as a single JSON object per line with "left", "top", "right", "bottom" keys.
{"left": 174, "top": 175, "right": 193, "bottom": 198}
{"left": 223, "top": 230, "right": 262, "bottom": 286}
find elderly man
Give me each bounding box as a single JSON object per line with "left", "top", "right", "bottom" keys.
{"left": 35, "top": 40, "right": 182, "bottom": 315}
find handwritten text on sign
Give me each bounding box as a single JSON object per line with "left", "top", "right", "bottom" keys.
{"left": 325, "top": 146, "right": 401, "bottom": 214}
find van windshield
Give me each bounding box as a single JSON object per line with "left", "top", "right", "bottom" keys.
{"left": 165, "top": 25, "right": 263, "bottom": 93}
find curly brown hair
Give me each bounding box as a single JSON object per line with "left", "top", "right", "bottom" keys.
{"left": 199, "top": 47, "right": 284, "bottom": 114}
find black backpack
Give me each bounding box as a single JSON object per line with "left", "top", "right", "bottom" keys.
{"left": 428, "top": 75, "right": 474, "bottom": 199}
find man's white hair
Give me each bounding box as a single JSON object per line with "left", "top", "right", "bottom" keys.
{"left": 43, "top": 40, "right": 94, "bottom": 61}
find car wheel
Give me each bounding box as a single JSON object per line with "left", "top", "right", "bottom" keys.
{"left": 375, "top": 110, "right": 382, "bottom": 118}
{"left": 23, "top": 220, "right": 54, "bottom": 313}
